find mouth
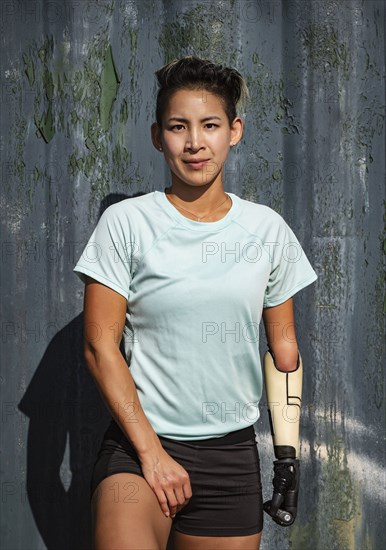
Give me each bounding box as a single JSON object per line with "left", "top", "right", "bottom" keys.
{"left": 183, "top": 159, "right": 211, "bottom": 169}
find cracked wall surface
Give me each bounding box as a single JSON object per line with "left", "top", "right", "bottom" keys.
{"left": 1, "top": 1, "right": 384, "bottom": 549}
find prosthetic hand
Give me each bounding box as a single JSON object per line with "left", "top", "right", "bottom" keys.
{"left": 263, "top": 349, "right": 302, "bottom": 526}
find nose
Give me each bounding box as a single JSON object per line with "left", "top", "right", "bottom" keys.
{"left": 185, "top": 128, "right": 205, "bottom": 151}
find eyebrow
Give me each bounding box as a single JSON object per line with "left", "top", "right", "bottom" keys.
{"left": 167, "top": 116, "right": 222, "bottom": 123}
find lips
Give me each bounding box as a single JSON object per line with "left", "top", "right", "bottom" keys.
{"left": 184, "top": 159, "right": 210, "bottom": 170}
{"left": 183, "top": 159, "right": 210, "bottom": 164}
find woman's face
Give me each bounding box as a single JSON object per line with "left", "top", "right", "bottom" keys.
{"left": 152, "top": 88, "right": 243, "bottom": 190}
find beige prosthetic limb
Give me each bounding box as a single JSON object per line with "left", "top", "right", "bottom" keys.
{"left": 263, "top": 349, "right": 302, "bottom": 526}
{"left": 264, "top": 349, "right": 302, "bottom": 459}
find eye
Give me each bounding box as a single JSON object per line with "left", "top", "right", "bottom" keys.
{"left": 171, "top": 124, "right": 185, "bottom": 131}
{"left": 205, "top": 123, "right": 219, "bottom": 129}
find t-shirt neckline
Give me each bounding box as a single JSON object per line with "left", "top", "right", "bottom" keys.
{"left": 154, "top": 189, "right": 240, "bottom": 231}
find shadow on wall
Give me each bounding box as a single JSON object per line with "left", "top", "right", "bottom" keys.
{"left": 18, "top": 192, "right": 147, "bottom": 550}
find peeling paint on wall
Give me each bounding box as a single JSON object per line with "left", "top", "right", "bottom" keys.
{"left": 1, "top": 1, "right": 384, "bottom": 549}
{"left": 99, "top": 43, "right": 120, "bottom": 131}
{"left": 160, "top": 2, "right": 240, "bottom": 66}
{"left": 301, "top": 23, "right": 352, "bottom": 79}
{"left": 14, "top": 27, "right": 143, "bottom": 220}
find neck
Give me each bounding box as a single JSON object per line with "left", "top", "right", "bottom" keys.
{"left": 165, "top": 181, "right": 226, "bottom": 208}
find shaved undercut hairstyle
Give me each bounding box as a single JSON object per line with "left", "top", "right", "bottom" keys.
{"left": 154, "top": 55, "right": 250, "bottom": 128}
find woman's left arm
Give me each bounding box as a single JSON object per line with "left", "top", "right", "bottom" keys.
{"left": 262, "top": 297, "right": 299, "bottom": 372}
{"left": 262, "top": 296, "right": 303, "bottom": 527}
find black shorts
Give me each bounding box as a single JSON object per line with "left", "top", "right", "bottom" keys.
{"left": 91, "top": 420, "right": 263, "bottom": 537}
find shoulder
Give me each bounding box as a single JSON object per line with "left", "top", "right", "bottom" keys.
{"left": 237, "top": 195, "right": 283, "bottom": 219}
{"left": 233, "top": 194, "right": 286, "bottom": 234}
{"left": 100, "top": 191, "right": 155, "bottom": 223}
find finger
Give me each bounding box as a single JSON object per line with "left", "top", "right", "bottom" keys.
{"left": 153, "top": 486, "right": 170, "bottom": 517}
{"left": 162, "top": 482, "right": 178, "bottom": 517}
{"left": 171, "top": 477, "right": 192, "bottom": 513}
{"left": 173, "top": 485, "right": 186, "bottom": 507}
{"left": 166, "top": 492, "right": 179, "bottom": 517}
{"left": 182, "top": 479, "right": 193, "bottom": 502}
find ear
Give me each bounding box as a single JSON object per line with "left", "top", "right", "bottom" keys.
{"left": 229, "top": 116, "right": 244, "bottom": 147}
{"left": 151, "top": 122, "right": 163, "bottom": 151}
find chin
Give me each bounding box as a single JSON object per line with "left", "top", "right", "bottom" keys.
{"left": 187, "top": 173, "right": 221, "bottom": 187}
{"left": 175, "top": 181, "right": 208, "bottom": 189}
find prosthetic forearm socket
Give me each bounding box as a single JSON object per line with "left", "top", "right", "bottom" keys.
{"left": 264, "top": 349, "right": 302, "bottom": 459}
{"left": 263, "top": 349, "right": 303, "bottom": 526}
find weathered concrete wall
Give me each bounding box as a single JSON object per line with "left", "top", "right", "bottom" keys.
{"left": 1, "top": 1, "right": 384, "bottom": 548}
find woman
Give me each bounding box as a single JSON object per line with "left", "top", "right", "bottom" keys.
{"left": 74, "top": 56, "right": 317, "bottom": 550}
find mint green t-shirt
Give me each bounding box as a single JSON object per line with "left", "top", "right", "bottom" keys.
{"left": 73, "top": 190, "right": 318, "bottom": 440}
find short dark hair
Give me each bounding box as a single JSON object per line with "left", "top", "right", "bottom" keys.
{"left": 154, "top": 55, "right": 250, "bottom": 128}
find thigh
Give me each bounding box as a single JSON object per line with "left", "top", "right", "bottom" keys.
{"left": 91, "top": 472, "right": 173, "bottom": 550}
{"left": 171, "top": 529, "right": 262, "bottom": 550}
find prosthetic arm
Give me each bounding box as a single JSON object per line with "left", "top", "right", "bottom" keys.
{"left": 263, "top": 348, "right": 302, "bottom": 526}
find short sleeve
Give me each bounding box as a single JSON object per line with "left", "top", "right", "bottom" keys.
{"left": 263, "top": 219, "right": 318, "bottom": 307}
{"left": 73, "top": 207, "right": 132, "bottom": 300}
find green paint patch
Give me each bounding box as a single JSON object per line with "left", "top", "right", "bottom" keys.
{"left": 33, "top": 165, "right": 43, "bottom": 184}
{"left": 38, "top": 35, "right": 54, "bottom": 64}
{"left": 36, "top": 102, "right": 55, "bottom": 143}
{"left": 120, "top": 98, "right": 128, "bottom": 124}
{"left": 272, "top": 169, "right": 282, "bottom": 181}
{"left": 35, "top": 66, "right": 55, "bottom": 142}
{"left": 42, "top": 66, "right": 54, "bottom": 100}
{"left": 129, "top": 28, "right": 137, "bottom": 52}
{"left": 28, "top": 37, "right": 57, "bottom": 144}
{"left": 99, "top": 44, "right": 120, "bottom": 131}
{"left": 251, "top": 52, "right": 260, "bottom": 65}
{"left": 22, "top": 53, "right": 35, "bottom": 86}
{"left": 70, "top": 110, "right": 79, "bottom": 125}
{"left": 68, "top": 151, "right": 84, "bottom": 176}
